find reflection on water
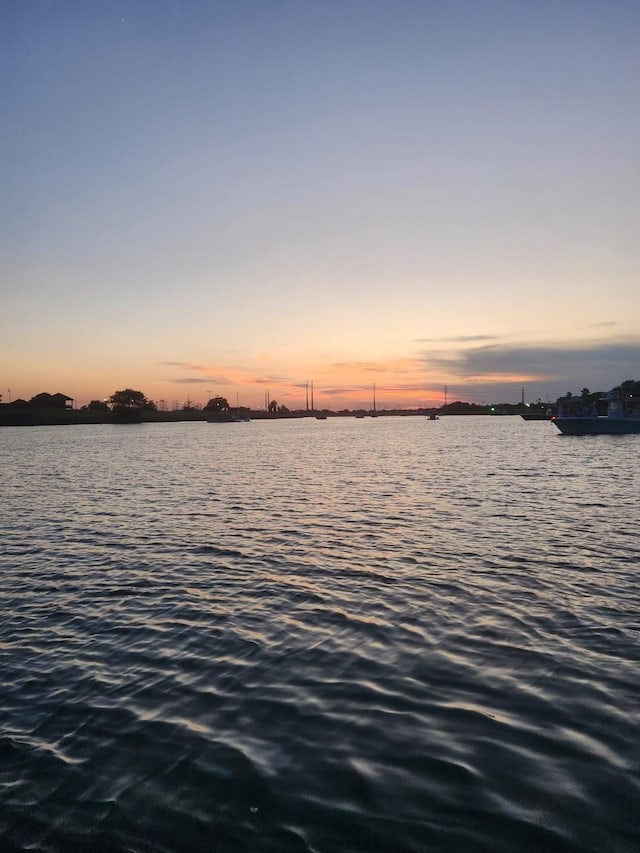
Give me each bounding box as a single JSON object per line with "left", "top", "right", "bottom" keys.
{"left": 1, "top": 418, "right": 639, "bottom": 852}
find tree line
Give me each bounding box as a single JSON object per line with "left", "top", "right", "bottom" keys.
{"left": 7, "top": 380, "right": 639, "bottom": 415}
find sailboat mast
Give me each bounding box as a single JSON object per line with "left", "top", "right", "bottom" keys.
{"left": 373, "top": 383, "right": 376, "bottom": 413}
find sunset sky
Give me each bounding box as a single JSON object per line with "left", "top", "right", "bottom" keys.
{"left": 3, "top": 0, "right": 639, "bottom": 410}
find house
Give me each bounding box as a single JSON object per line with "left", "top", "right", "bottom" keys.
{"left": 30, "top": 392, "right": 74, "bottom": 409}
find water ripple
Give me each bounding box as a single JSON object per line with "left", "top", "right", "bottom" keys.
{"left": 1, "top": 419, "right": 639, "bottom": 851}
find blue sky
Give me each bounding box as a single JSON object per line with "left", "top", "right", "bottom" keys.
{"left": 3, "top": 0, "right": 639, "bottom": 408}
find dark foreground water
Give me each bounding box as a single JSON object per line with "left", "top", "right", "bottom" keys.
{"left": 1, "top": 417, "right": 639, "bottom": 852}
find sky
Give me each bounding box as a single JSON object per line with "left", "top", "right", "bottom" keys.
{"left": 2, "top": 0, "right": 639, "bottom": 410}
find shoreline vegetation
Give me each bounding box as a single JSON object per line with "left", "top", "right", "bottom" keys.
{"left": 1, "top": 382, "right": 638, "bottom": 427}
{"left": 0, "top": 403, "right": 528, "bottom": 427}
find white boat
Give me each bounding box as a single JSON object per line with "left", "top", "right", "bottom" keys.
{"left": 552, "top": 394, "right": 640, "bottom": 435}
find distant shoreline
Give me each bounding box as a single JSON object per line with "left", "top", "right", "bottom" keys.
{"left": 0, "top": 404, "right": 530, "bottom": 427}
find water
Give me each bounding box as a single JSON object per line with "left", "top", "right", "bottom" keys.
{"left": 1, "top": 417, "right": 639, "bottom": 852}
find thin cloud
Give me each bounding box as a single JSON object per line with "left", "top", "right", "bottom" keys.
{"left": 332, "top": 358, "right": 423, "bottom": 375}
{"left": 322, "top": 387, "right": 350, "bottom": 397}
{"left": 170, "top": 376, "right": 231, "bottom": 385}
{"left": 332, "top": 361, "right": 385, "bottom": 372}
{"left": 163, "top": 361, "right": 288, "bottom": 388}
{"left": 414, "top": 334, "right": 502, "bottom": 344}
{"left": 161, "top": 361, "right": 209, "bottom": 372}
{"left": 316, "top": 382, "right": 437, "bottom": 398}
{"left": 253, "top": 374, "right": 294, "bottom": 386}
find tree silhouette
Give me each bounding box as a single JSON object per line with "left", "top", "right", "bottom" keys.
{"left": 204, "top": 396, "right": 229, "bottom": 412}
{"left": 613, "top": 379, "right": 640, "bottom": 398}
{"left": 83, "top": 400, "right": 110, "bottom": 412}
{"left": 109, "top": 389, "right": 156, "bottom": 410}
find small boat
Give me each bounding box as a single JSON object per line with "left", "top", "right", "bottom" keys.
{"left": 521, "top": 412, "right": 553, "bottom": 421}
{"left": 428, "top": 413, "right": 439, "bottom": 420}
{"left": 552, "top": 394, "right": 640, "bottom": 435}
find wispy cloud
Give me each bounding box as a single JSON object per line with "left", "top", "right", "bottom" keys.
{"left": 171, "top": 376, "right": 231, "bottom": 385}
{"left": 161, "top": 361, "right": 210, "bottom": 372}
{"left": 413, "top": 334, "right": 503, "bottom": 344}
{"left": 332, "top": 358, "right": 422, "bottom": 376}
{"left": 333, "top": 361, "right": 385, "bottom": 372}
{"left": 162, "top": 361, "right": 292, "bottom": 388}
{"left": 253, "top": 374, "right": 295, "bottom": 386}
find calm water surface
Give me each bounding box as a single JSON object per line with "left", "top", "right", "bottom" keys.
{"left": 1, "top": 417, "right": 639, "bottom": 852}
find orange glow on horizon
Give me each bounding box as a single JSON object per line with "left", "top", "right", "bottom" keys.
{"left": 11, "top": 354, "right": 569, "bottom": 411}
{"left": 465, "top": 372, "right": 548, "bottom": 384}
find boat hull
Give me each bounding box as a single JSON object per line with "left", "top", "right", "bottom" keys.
{"left": 553, "top": 417, "right": 640, "bottom": 435}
